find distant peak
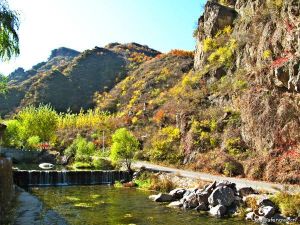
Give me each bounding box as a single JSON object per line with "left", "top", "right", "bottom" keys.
{"left": 48, "top": 47, "right": 80, "bottom": 60}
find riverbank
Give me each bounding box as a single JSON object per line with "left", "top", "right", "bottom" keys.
{"left": 133, "top": 161, "right": 300, "bottom": 193}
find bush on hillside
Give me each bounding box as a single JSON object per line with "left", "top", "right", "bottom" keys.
{"left": 149, "top": 126, "right": 182, "bottom": 164}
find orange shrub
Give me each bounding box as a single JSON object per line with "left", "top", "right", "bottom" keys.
{"left": 169, "top": 49, "right": 195, "bottom": 58}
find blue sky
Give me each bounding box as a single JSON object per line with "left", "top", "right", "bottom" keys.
{"left": 0, "top": 0, "right": 206, "bottom": 75}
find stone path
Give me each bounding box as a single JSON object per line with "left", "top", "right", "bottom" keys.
{"left": 134, "top": 161, "right": 300, "bottom": 193}
{"left": 14, "top": 187, "right": 67, "bottom": 225}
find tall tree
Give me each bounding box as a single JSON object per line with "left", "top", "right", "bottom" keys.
{"left": 0, "top": 0, "right": 20, "bottom": 60}
{"left": 110, "top": 128, "right": 139, "bottom": 171}
{"left": 0, "top": 73, "right": 7, "bottom": 94}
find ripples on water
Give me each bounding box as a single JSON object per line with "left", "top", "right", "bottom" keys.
{"left": 31, "top": 185, "right": 255, "bottom": 225}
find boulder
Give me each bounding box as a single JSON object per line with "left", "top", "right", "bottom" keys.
{"left": 208, "top": 186, "right": 235, "bottom": 207}
{"left": 233, "top": 196, "right": 243, "bottom": 206}
{"left": 167, "top": 201, "right": 183, "bottom": 208}
{"left": 197, "top": 191, "right": 210, "bottom": 205}
{"left": 203, "top": 181, "right": 216, "bottom": 194}
{"left": 183, "top": 192, "right": 199, "bottom": 209}
{"left": 258, "top": 206, "right": 276, "bottom": 218}
{"left": 209, "top": 205, "right": 227, "bottom": 218}
{"left": 195, "top": 202, "right": 209, "bottom": 211}
{"left": 246, "top": 212, "right": 255, "bottom": 221}
{"left": 238, "top": 187, "right": 256, "bottom": 197}
{"left": 257, "top": 197, "right": 276, "bottom": 208}
{"left": 149, "top": 193, "right": 174, "bottom": 202}
{"left": 216, "top": 180, "right": 237, "bottom": 193}
{"left": 169, "top": 188, "right": 186, "bottom": 200}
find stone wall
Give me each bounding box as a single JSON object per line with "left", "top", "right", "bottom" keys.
{"left": 0, "top": 157, "right": 14, "bottom": 223}
{"left": 0, "top": 148, "right": 40, "bottom": 163}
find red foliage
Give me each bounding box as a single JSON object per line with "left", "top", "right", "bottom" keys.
{"left": 153, "top": 109, "right": 165, "bottom": 124}
{"left": 169, "top": 49, "right": 195, "bottom": 58}
{"left": 273, "top": 131, "right": 299, "bottom": 161}
{"left": 271, "top": 56, "right": 291, "bottom": 68}
{"left": 39, "top": 142, "right": 51, "bottom": 150}
{"left": 285, "top": 20, "right": 295, "bottom": 33}
{"left": 155, "top": 54, "right": 165, "bottom": 59}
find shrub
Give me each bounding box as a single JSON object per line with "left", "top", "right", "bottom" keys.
{"left": 92, "top": 157, "right": 114, "bottom": 170}
{"left": 192, "top": 120, "right": 218, "bottom": 151}
{"left": 223, "top": 162, "right": 237, "bottom": 177}
{"left": 169, "top": 49, "right": 194, "bottom": 58}
{"left": 26, "top": 136, "right": 41, "bottom": 150}
{"left": 150, "top": 175, "right": 175, "bottom": 193}
{"left": 72, "top": 161, "right": 92, "bottom": 169}
{"left": 270, "top": 192, "right": 300, "bottom": 217}
{"left": 17, "top": 105, "right": 58, "bottom": 143}
{"left": 262, "top": 50, "right": 272, "bottom": 60}
{"left": 110, "top": 128, "right": 139, "bottom": 171}
{"left": 225, "top": 137, "right": 246, "bottom": 156}
{"left": 208, "top": 39, "right": 237, "bottom": 67}
{"left": 267, "top": 0, "right": 283, "bottom": 9}
{"left": 65, "top": 135, "right": 95, "bottom": 162}
{"left": 2, "top": 120, "right": 22, "bottom": 147}
{"left": 203, "top": 37, "right": 217, "bottom": 53}
{"left": 149, "top": 126, "right": 182, "bottom": 164}
{"left": 134, "top": 172, "right": 175, "bottom": 192}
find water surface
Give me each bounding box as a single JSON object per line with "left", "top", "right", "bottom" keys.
{"left": 31, "top": 185, "right": 254, "bottom": 225}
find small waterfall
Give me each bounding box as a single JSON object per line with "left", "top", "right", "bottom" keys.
{"left": 13, "top": 170, "right": 131, "bottom": 187}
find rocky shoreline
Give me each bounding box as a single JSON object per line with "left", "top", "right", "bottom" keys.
{"left": 149, "top": 180, "right": 299, "bottom": 224}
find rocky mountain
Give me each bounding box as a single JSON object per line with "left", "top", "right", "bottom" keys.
{"left": 95, "top": 0, "right": 300, "bottom": 184}
{"left": 1, "top": 0, "right": 299, "bottom": 184}
{"left": 8, "top": 47, "right": 80, "bottom": 85}
{"left": 0, "top": 43, "right": 160, "bottom": 116}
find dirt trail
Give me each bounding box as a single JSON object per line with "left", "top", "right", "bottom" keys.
{"left": 134, "top": 161, "right": 300, "bottom": 193}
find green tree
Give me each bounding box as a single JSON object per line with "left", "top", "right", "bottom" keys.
{"left": 0, "top": 0, "right": 20, "bottom": 60}
{"left": 17, "top": 105, "right": 58, "bottom": 143}
{"left": 110, "top": 128, "right": 139, "bottom": 171}
{"left": 65, "top": 135, "right": 95, "bottom": 163}
{"left": 0, "top": 74, "right": 8, "bottom": 94}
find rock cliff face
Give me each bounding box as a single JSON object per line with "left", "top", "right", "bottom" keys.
{"left": 192, "top": 0, "right": 300, "bottom": 183}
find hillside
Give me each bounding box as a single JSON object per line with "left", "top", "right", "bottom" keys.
{"left": 95, "top": 0, "right": 300, "bottom": 184}
{"left": 1, "top": 0, "right": 299, "bottom": 185}
{"left": 0, "top": 43, "right": 160, "bottom": 116}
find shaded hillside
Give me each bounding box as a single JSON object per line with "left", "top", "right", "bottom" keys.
{"left": 0, "top": 43, "right": 160, "bottom": 116}
{"left": 8, "top": 47, "right": 80, "bottom": 85}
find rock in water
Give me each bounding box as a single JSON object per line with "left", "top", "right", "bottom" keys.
{"left": 183, "top": 193, "right": 199, "bottom": 209}
{"left": 169, "top": 188, "right": 186, "bottom": 200}
{"left": 167, "top": 201, "right": 183, "bottom": 208}
{"left": 149, "top": 193, "right": 174, "bottom": 202}
{"left": 208, "top": 186, "right": 235, "bottom": 207}
{"left": 209, "top": 205, "right": 227, "bottom": 218}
